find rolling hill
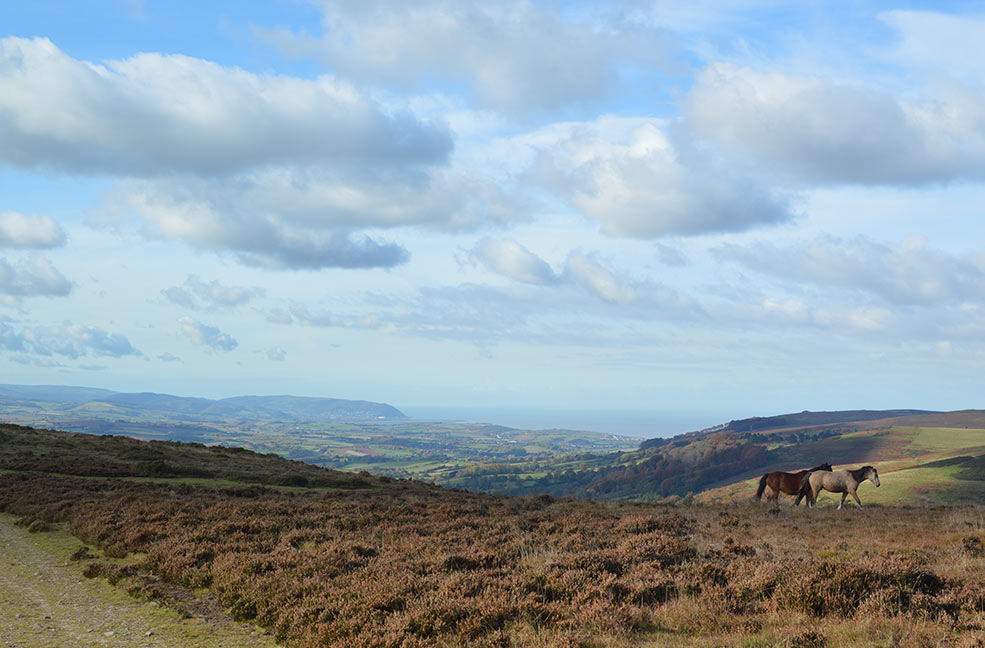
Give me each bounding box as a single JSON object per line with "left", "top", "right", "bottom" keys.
{"left": 0, "top": 384, "right": 407, "bottom": 422}
{"left": 433, "top": 409, "right": 985, "bottom": 505}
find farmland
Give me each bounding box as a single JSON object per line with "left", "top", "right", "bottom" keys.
{"left": 0, "top": 385, "right": 641, "bottom": 480}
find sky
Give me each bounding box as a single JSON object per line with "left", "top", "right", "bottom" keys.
{"left": 1, "top": 0, "right": 985, "bottom": 423}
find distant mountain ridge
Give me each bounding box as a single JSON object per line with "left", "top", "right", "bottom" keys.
{"left": 0, "top": 384, "right": 406, "bottom": 422}
{"left": 639, "top": 409, "right": 935, "bottom": 450}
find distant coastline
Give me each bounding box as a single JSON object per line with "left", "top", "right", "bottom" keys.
{"left": 399, "top": 406, "right": 726, "bottom": 438}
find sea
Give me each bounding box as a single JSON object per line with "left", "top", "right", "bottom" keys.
{"left": 398, "top": 406, "right": 728, "bottom": 440}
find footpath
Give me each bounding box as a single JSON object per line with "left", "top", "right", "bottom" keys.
{"left": 0, "top": 513, "right": 278, "bottom": 648}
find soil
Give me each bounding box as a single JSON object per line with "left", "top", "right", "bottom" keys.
{"left": 0, "top": 513, "right": 279, "bottom": 648}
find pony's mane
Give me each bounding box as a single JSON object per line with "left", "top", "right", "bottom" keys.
{"left": 849, "top": 465, "right": 874, "bottom": 480}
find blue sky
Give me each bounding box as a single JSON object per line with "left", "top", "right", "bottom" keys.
{"left": 2, "top": 1, "right": 985, "bottom": 422}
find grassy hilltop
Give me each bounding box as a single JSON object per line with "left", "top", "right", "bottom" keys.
{"left": 3, "top": 423, "right": 985, "bottom": 647}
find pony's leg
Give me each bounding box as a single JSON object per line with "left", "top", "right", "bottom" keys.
{"left": 767, "top": 486, "right": 778, "bottom": 506}
{"left": 810, "top": 484, "right": 821, "bottom": 508}
{"left": 850, "top": 489, "right": 863, "bottom": 509}
{"left": 838, "top": 492, "right": 847, "bottom": 510}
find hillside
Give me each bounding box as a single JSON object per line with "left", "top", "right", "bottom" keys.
{"left": 428, "top": 409, "right": 985, "bottom": 504}
{"left": 0, "top": 423, "right": 387, "bottom": 490}
{"left": 0, "top": 384, "right": 407, "bottom": 422}
{"left": 2, "top": 425, "right": 985, "bottom": 647}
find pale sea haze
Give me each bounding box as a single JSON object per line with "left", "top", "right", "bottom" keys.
{"left": 400, "top": 407, "right": 731, "bottom": 439}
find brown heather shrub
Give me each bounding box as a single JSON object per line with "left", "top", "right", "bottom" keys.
{"left": 27, "top": 518, "right": 49, "bottom": 533}
{"left": 962, "top": 535, "right": 985, "bottom": 557}
{"left": 4, "top": 471, "right": 985, "bottom": 646}
{"left": 786, "top": 628, "right": 827, "bottom": 648}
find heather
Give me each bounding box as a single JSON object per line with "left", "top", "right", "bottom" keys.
{"left": 3, "top": 471, "right": 985, "bottom": 647}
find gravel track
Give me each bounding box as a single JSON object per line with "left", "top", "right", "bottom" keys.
{"left": 0, "top": 514, "right": 278, "bottom": 648}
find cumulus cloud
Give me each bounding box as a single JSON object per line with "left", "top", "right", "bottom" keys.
{"left": 163, "top": 275, "right": 265, "bottom": 310}
{"left": 177, "top": 316, "right": 238, "bottom": 352}
{"left": 0, "top": 321, "right": 141, "bottom": 358}
{"left": 262, "top": 0, "right": 668, "bottom": 114}
{"left": 0, "top": 36, "right": 451, "bottom": 176}
{"left": 100, "top": 164, "right": 529, "bottom": 269}
{"left": 0, "top": 37, "right": 540, "bottom": 271}
{"left": 531, "top": 117, "right": 793, "bottom": 237}
{"left": 715, "top": 236, "right": 985, "bottom": 306}
{"left": 0, "top": 256, "right": 72, "bottom": 297}
{"left": 470, "top": 238, "right": 558, "bottom": 285}
{"left": 157, "top": 352, "right": 182, "bottom": 363}
{"left": 0, "top": 212, "right": 66, "bottom": 248}
{"left": 685, "top": 63, "right": 985, "bottom": 185}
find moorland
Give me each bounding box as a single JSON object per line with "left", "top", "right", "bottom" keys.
{"left": 3, "top": 423, "right": 985, "bottom": 647}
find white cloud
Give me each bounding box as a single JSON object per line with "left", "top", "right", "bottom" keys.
{"left": 530, "top": 117, "right": 793, "bottom": 237}
{"left": 157, "top": 352, "right": 182, "bottom": 363}
{"left": 685, "top": 63, "right": 985, "bottom": 185}
{"left": 98, "top": 164, "right": 527, "bottom": 270}
{"left": 263, "top": 0, "right": 668, "bottom": 114}
{"left": 470, "top": 238, "right": 558, "bottom": 285}
{"left": 0, "top": 36, "right": 451, "bottom": 176}
{"left": 177, "top": 316, "right": 238, "bottom": 352}
{"left": 564, "top": 252, "right": 637, "bottom": 304}
{"left": 879, "top": 11, "right": 985, "bottom": 83}
{"left": 0, "top": 321, "right": 141, "bottom": 358}
{"left": 715, "top": 236, "right": 985, "bottom": 306}
{"left": 0, "top": 211, "right": 66, "bottom": 248}
{"left": 0, "top": 256, "right": 72, "bottom": 297}
{"left": 163, "top": 275, "right": 264, "bottom": 310}
{"left": 267, "top": 346, "right": 286, "bottom": 361}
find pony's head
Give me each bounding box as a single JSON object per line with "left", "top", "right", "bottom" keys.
{"left": 863, "top": 465, "right": 880, "bottom": 486}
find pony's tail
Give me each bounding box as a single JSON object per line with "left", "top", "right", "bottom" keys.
{"left": 755, "top": 474, "right": 768, "bottom": 500}
{"left": 795, "top": 473, "right": 813, "bottom": 506}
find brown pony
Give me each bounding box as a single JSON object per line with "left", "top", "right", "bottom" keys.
{"left": 755, "top": 462, "right": 832, "bottom": 505}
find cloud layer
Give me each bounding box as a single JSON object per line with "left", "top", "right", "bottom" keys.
{"left": 266, "top": 0, "right": 668, "bottom": 114}
{"left": 716, "top": 236, "right": 985, "bottom": 306}
{"left": 0, "top": 36, "right": 451, "bottom": 176}
{"left": 0, "top": 256, "right": 71, "bottom": 297}
{"left": 163, "top": 275, "right": 265, "bottom": 310}
{"left": 685, "top": 63, "right": 985, "bottom": 185}
{"left": 0, "top": 321, "right": 140, "bottom": 358}
{"left": 530, "top": 118, "right": 794, "bottom": 237}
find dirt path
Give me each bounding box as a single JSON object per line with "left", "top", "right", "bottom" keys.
{"left": 0, "top": 514, "right": 279, "bottom": 648}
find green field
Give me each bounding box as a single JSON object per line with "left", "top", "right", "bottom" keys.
{"left": 0, "top": 400, "right": 641, "bottom": 482}
{"left": 699, "top": 424, "right": 985, "bottom": 506}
